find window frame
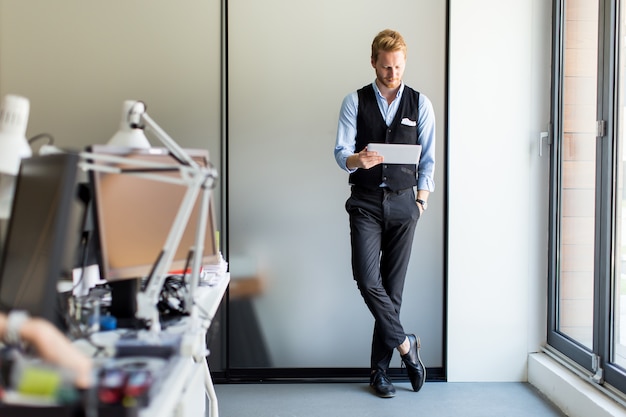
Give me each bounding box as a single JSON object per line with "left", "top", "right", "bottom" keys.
{"left": 548, "top": 0, "right": 626, "bottom": 395}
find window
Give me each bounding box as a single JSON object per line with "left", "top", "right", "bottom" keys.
{"left": 548, "top": 0, "right": 626, "bottom": 395}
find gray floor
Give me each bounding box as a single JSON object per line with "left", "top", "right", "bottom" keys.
{"left": 213, "top": 381, "right": 566, "bottom": 417}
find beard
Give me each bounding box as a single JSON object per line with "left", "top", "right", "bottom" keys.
{"left": 380, "top": 78, "right": 401, "bottom": 89}
{"left": 376, "top": 72, "right": 401, "bottom": 89}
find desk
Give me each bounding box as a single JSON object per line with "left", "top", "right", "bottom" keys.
{"left": 0, "top": 272, "right": 229, "bottom": 417}
{"left": 194, "top": 273, "right": 230, "bottom": 417}
{"left": 77, "top": 272, "right": 230, "bottom": 417}
{"left": 157, "top": 272, "right": 229, "bottom": 417}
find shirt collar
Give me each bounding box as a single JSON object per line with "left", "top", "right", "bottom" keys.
{"left": 372, "top": 80, "right": 405, "bottom": 100}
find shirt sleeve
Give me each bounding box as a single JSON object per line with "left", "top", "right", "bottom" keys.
{"left": 417, "top": 94, "right": 436, "bottom": 192}
{"left": 334, "top": 92, "right": 359, "bottom": 173}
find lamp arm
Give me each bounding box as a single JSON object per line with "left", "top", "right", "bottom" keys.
{"left": 136, "top": 173, "right": 205, "bottom": 332}
{"left": 132, "top": 105, "right": 199, "bottom": 170}
{"left": 185, "top": 183, "right": 211, "bottom": 315}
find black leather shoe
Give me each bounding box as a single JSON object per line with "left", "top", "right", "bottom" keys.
{"left": 369, "top": 370, "right": 396, "bottom": 398}
{"left": 400, "top": 334, "right": 426, "bottom": 392}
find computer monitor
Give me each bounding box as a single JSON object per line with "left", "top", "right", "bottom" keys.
{"left": 88, "top": 145, "right": 219, "bottom": 284}
{"left": 0, "top": 153, "right": 83, "bottom": 330}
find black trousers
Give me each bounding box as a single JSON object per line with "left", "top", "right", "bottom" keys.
{"left": 345, "top": 185, "right": 420, "bottom": 373}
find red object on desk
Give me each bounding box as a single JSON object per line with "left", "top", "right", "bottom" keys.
{"left": 98, "top": 368, "right": 126, "bottom": 404}
{"left": 124, "top": 369, "right": 152, "bottom": 398}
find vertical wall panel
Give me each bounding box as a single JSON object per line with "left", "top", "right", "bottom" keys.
{"left": 448, "top": 0, "right": 552, "bottom": 381}
{"left": 228, "top": 0, "right": 446, "bottom": 368}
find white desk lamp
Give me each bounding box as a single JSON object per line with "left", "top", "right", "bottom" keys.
{"left": 0, "top": 94, "right": 32, "bottom": 175}
{"left": 80, "top": 100, "right": 217, "bottom": 333}
{"left": 87, "top": 102, "right": 219, "bottom": 412}
{"left": 0, "top": 95, "right": 32, "bottom": 246}
{"left": 107, "top": 100, "right": 151, "bottom": 148}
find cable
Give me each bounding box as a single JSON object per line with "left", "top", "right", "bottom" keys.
{"left": 157, "top": 276, "right": 189, "bottom": 317}
{"left": 71, "top": 231, "right": 93, "bottom": 293}
{"left": 27, "top": 132, "right": 54, "bottom": 146}
{"left": 58, "top": 230, "right": 94, "bottom": 335}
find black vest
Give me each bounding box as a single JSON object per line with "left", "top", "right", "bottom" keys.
{"left": 349, "top": 84, "right": 420, "bottom": 191}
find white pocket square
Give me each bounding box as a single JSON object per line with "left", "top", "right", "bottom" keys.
{"left": 401, "top": 118, "right": 417, "bottom": 127}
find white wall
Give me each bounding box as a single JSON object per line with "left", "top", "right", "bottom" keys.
{"left": 0, "top": 0, "right": 222, "bottom": 191}
{"left": 447, "top": 0, "right": 551, "bottom": 381}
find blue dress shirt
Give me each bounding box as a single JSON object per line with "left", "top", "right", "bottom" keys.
{"left": 334, "top": 81, "right": 436, "bottom": 192}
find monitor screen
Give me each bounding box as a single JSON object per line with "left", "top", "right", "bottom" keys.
{"left": 0, "top": 153, "right": 83, "bottom": 330}
{"left": 88, "top": 145, "right": 219, "bottom": 283}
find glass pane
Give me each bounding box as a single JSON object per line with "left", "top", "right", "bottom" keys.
{"left": 613, "top": 1, "right": 626, "bottom": 369}
{"left": 557, "top": 0, "right": 598, "bottom": 350}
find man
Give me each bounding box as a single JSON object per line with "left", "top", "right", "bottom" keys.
{"left": 334, "top": 29, "right": 435, "bottom": 398}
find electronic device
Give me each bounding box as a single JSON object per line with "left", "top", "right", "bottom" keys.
{"left": 0, "top": 153, "right": 83, "bottom": 331}
{"left": 86, "top": 145, "right": 218, "bottom": 321}
{"left": 367, "top": 143, "right": 422, "bottom": 164}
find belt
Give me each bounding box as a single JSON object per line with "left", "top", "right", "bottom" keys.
{"left": 351, "top": 185, "right": 412, "bottom": 194}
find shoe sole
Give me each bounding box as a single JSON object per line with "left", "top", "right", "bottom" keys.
{"left": 370, "top": 385, "right": 396, "bottom": 398}
{"left": 370, "top": 384, "right": 396, "bottom": 398}
{"left": 415, "top": 336, "right": 426, "bottom": 391}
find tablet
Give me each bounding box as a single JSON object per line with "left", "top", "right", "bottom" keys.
{"left": 367, "top": 143, "right": 422, "bottom": 164}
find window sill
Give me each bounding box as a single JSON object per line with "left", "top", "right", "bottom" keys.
{"left": 528, "top": 352, "right": 626, "bottom": 417}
